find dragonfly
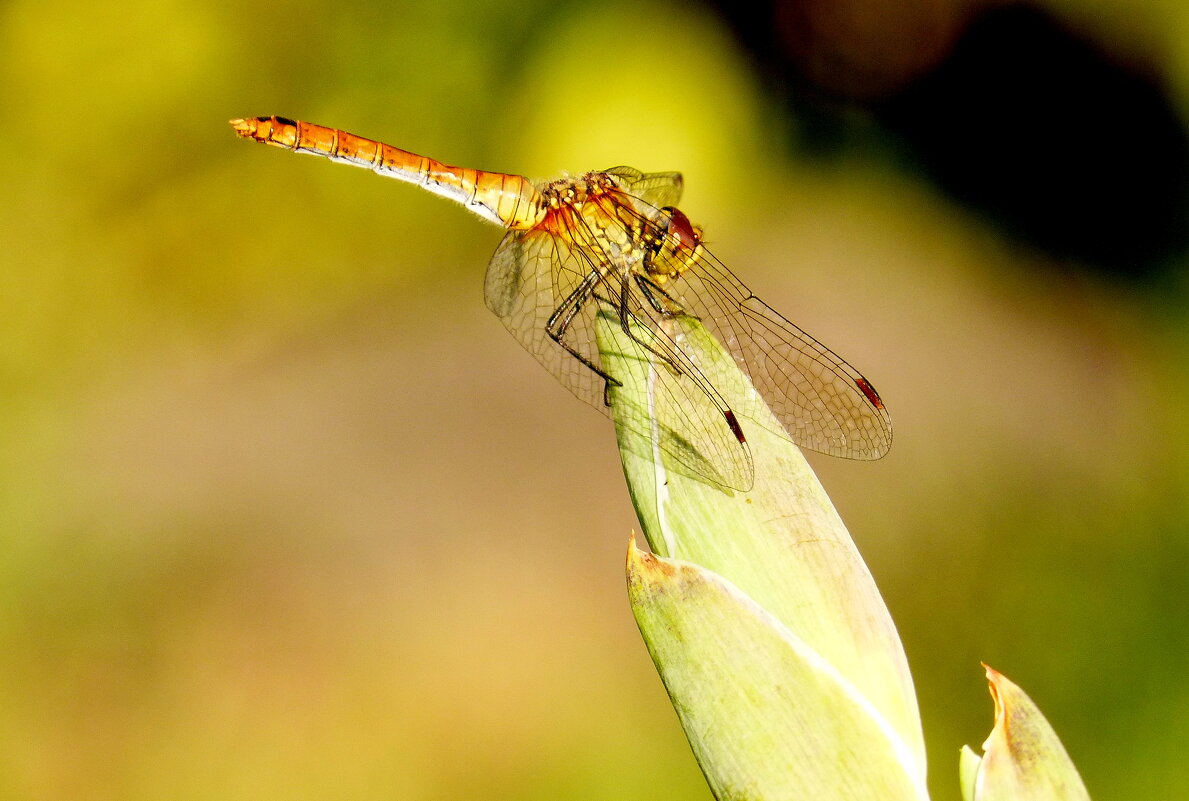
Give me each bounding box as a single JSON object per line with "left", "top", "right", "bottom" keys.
{"left": 231, "top": 116, "right": 891, "bottom": 490}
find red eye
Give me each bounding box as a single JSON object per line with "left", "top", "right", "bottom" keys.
{"left": 662, "top": 206, "right": 699, "bottom": 252}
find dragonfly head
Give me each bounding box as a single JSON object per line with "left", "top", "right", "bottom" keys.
{"left": 645, "top": 206, "right": 704, "bottom": 283}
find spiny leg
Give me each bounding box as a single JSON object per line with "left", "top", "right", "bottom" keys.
{"left": 634, "top": 272, "right": 690, "bottom": 318}
{"left": 609, "top": 272, "right": 683, "bottom": 374}
{"left": 546, "top": 268, "right": 622, "bottom": 405}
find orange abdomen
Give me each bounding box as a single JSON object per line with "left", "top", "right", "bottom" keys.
{"left": 230, "top": 116, "right": 546, "bottom": 230}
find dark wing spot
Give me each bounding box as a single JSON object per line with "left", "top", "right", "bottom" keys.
{"left": 855, "top": 377, "right": 884, "bottom": 410}
{"left": 724, "top": 409, "right": 747, "bottom": 443}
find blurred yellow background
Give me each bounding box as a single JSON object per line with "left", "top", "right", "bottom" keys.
{"left": 2, "top": 0, "right": 1187, "bottom": 799}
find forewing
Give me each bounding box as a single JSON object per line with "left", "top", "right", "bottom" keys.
{"left": 666, "top": 247, "right": 893, "bottom": 460}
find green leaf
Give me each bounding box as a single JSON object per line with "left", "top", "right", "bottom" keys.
{"left": 597, "top": 308, "right": 927, "bottom": 800}
{"left": 966, "top": 666, "right": 1092, "bottom": 801}
{"left": 628, "top": 541, "right": 927, "bottom": 800}
{"left": 959, "top": 745, "right": 982, "bottom": 801}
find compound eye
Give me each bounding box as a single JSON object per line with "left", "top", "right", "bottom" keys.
{"left": 660, "top": 206, "right": 700, "bottom": 253}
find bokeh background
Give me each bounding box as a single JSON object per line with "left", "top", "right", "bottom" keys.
{"left": 2, "top": 0, "right": 1187, "bottom": 798}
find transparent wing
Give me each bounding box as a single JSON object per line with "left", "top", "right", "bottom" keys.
{"left": 484, "top": 226, "right": 608, "bottom": 410}
{"left": 602, "top": 167, "right": 685, "bottom": 210}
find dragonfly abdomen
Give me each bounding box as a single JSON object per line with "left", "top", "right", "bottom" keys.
{"left": 231, "top": 116, "right": 546, "bottom": 230}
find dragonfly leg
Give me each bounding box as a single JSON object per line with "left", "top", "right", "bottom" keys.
{"left": 616, "top": 274, "right": 683, "bottom": 375}
{"left": 546, "top": 270, "right": 622, "bottom": 400}
{"left": 633, "top": 272, "right": 690, "bottom": 318}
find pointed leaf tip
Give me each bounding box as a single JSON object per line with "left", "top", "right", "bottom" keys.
{"left": 627, "top": 551, "right": 927, "bottom": 800}
{"left": 970, "top": 665, "right": 1091, "bottom": 801}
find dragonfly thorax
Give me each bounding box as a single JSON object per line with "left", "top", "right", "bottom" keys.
{"left": 536, "top": 173, "right": 706, "bottom": 285}
{"left": 537, "top": 172, "right": 619, "bottom": 208}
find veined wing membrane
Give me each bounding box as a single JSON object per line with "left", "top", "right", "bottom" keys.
{"left": 651, "top": 240, "right": 892, "bottom": 460}
{"left": 602, "top": 167, "right": 685, "bottom": 211}
{"left": 485, "top": 227, "right": 609, "bottom": 412}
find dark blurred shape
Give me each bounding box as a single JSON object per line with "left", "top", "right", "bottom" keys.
{"left": 880, "top": 5, "right": 1189, "bottom": 277}
{"left": 708, "top": 0, "right": 1189, "bottom": 279}
{"left": 771, "top": 0, "right": 966, "bottom": 99}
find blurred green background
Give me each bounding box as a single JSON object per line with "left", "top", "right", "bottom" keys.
{"left": 2, "top": 0, "right": 1187, "bottom": 799}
